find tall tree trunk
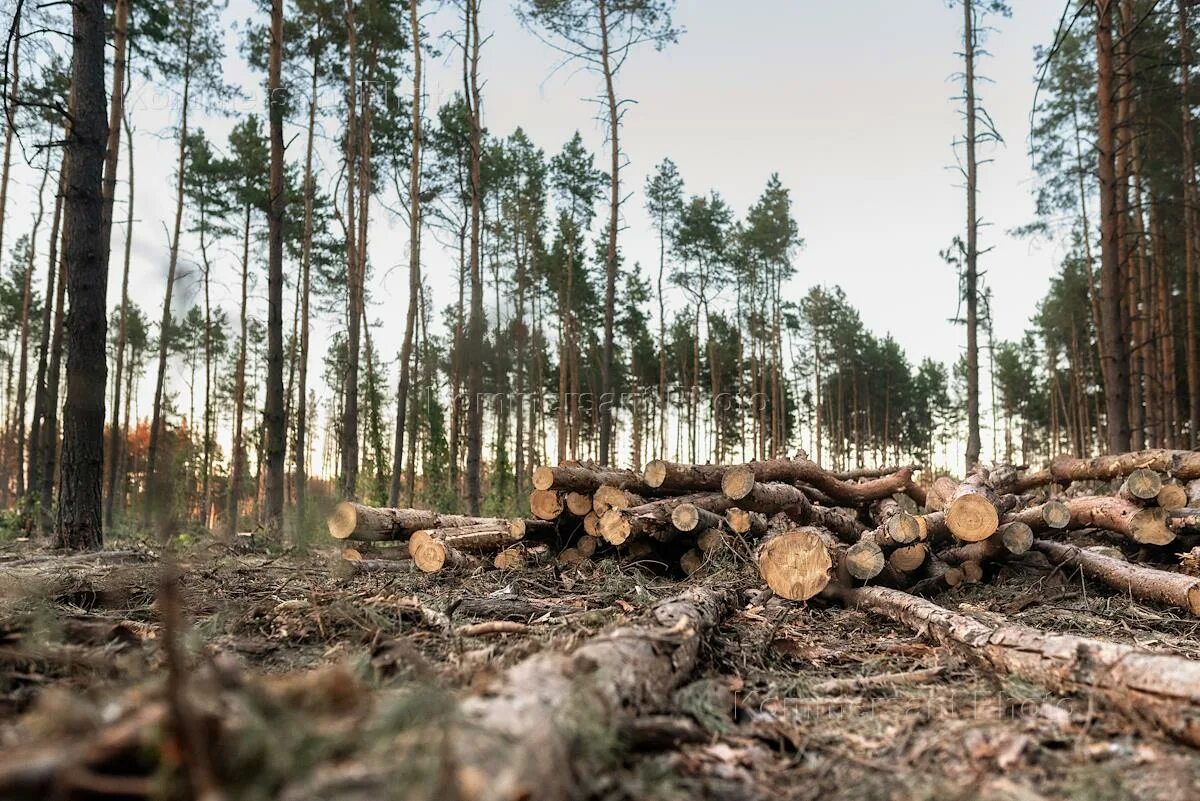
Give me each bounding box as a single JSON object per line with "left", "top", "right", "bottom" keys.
{"left": 263, "top": 0, "right": 286, "bottom": 533}
{"left": 144, "top": 9, "right": 195, "bottom": 525}
{"left": 963, "top": 0, "right": 981, "bottom": 472}
{"left": 39, "top": 203, "right": 68, "bottom": 538}
{"left": 1179, "top": 0, "right": 1200, "bottom": 446}
{"left": 14, "top": 155, "right": 51, "bottom": 501}
{"left": 391, "top": 0, "right": 423, "bottom": 507}
{"left": 226, "top": 207, "right": 250, "bottom": 537}
{"left": 597, "top": 0, "right": 618, "bottom": 466}
{"left": 55, "top": 0, "right": 109, "bottom": 550}
{"left": 0, "top": 12, "right": 18, "bottom": 265}
{"left": 341, "top": 0, "right": 363, "bottom": 499}
{"left": 294, "top": 47, "right": 319, "bottom": 526}
{"left": 464, "top": 0, "right": 484, "bottom": 515}
{"left": 1096, "top": 0, "right": 1132, "bottom": 452}
{"left": 105, "top": 103, "right": 134, "bottom": 529}
{"left": 27, "top": 153, "right": 67, "bottom": 526}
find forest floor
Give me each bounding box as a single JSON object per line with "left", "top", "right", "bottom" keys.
{"left": 2, "top": 526, "right": 1200, "bottom": 801}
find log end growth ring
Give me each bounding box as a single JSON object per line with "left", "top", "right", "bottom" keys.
{"left": 328, "top": 502, "right": 358, "bottom": 540}
{"left": 946, "top": 494, "right": 999, "bottom": 542}
{"left": 758, "top": 529, "right": 832, "bottom": 601}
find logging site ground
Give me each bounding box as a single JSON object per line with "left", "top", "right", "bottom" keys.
{"left": 4, "top": 513, "right": 1200, "bottom": 801}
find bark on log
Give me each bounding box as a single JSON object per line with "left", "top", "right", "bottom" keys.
{"left": 835, "top": 583, "right": 1200, "bottom": 747}
{"left": 925, "top": 476, "right": 960, "bottom": 512}
{"left": 449, "top": 587, "right": 730, "bottom": 801}
{"left": 408, "top": 530, "right": 487, "bottom": 573}
{"left": 671, "top": 503, "right": 730, "bottom": 535}
{"left": 1005, "top": 500, "right": 1071, "bottom": 531}
{"left": 945, "top": 473, "right": 1001, "bottom": 543}
{"left": 409, "top": 522, "right": 525, "bottom": 553}
{"left": 1049, "top": 450, "right": 1200, "bottom": 482}
{"left": 494, "top": 544, "right": 550, "bottom": 570}
{"left": 642, "top": 460, "right": 729, "bottom": 492}
{"left": 809, "top": 505, "right": 868, "bottom": 542}
{"left": 1034, "top": 539, "right": 1200, "bottom": 616}
{"left": 1168, "top": 508, "right": 1200, "bottom": 536}
{"left": 328, "top": 502, "right": 523, "bottom": 542}
{"left": 732, "top": 482, "right": 812, "bottom": 524}
{"left": 939, "top": 521, "right": 1032, "bottom": 565}
{"left": 721, "top": 458, "right": 914, "bottom": 505}
{"left": 906, "top": 558, "right": 964, "bottom": 597}
{"left": 599, "top": 493, "right": 733, "bottom": 546}
{"left": 1064, "top": 495, "right": 1173, "bottom": 545}
{"left": 531, "top": 464, "right": 646, "bottom": 493}
{"left": 725, "top": 508, "right": 768, "bottom": 537}
{"left": 592, "top": 484, "right": 645, "bottom": 515}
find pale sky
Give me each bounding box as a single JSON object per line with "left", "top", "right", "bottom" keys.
{"left": 2, "top": 1, "right": 1070, "bottom": 449}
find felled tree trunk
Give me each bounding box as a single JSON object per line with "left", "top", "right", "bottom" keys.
{"left": 599, "top": 492, "right": 732, "bottom": 545}
{"left": 721, "top": 458, "right": 915, "bottom": 506}
{"left": 1062, "top": 495, "right": 1173, "bottom": 545}
{"left": 1034, "top": 539, "right": 1200, "bottom": 616}
{"left": 449, "top": 587, "right": 729, "bottom": 801}
{"left": 532, "top": 464, "right": 647, "bottom": 494}
{"left": 756, "top": 526, "right": 836, "bottom": 600}
{"left": 327, "top": 502, "right": 525, "bottom": 542}
{"left": 834, "top": 583, "right": 1200, "bottom": 747}
{"left": 944, "top": 473, "right": 1001, "bottom": 542}
{"left": 642, "top": 460, "right": 730, "bottom": 492}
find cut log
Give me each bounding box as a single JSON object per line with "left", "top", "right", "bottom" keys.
{"left": 410, "top": 522, "right": 525, "bottom": 553}
{"left": 939, "top": 521, "right": 1030, "bottom": 565}
{"left": 925, "top": 476, "right": 960, "bottom": 512}
{"left": 1064, "top": 495, "right": 1173, "bottom": 546}
{"left": 531, "top": 464, "right": 646, "bottom": 493}
{"left": 998, "top": 521, "right": 1033, "bottom": 555}
{"left": 756, "top": 527, "right": 835, "bottom": 601}
{"left": 1119, "top": 468, "right": 1164, "bottom": 501}
{"left": 582, "top": 512, "right": 601, "bottom": 539}
{"left": 671, "top": 503, "right": 730, "bottom": 535}
{"left": 725, "top": 508, "right": 768, "bottom": 537}
{"left": 327, "top": 502, "right": 518, "bottom": 541}
{"left": 642, "top": 460, "right": 728, "bottom": 492}
{"left": 844, "top": 537, "right": 886, "bottom": 580}
{"left": 721, "top": 458, "right": 914, "bottom": 505}
{"left": 564, "top": 492, "right": 593, "bottom": 517}
{"left": 1049, "top": 450, "right": 1200, "bottom": 483}
{"left": 834, "top": 583, "right": 1200, "bottom": 747}
{"left": 592, "top": 484, "right": 645, "bottom": 515}
{"left": 959, "top": 560, "right": 984, "bottom": 583}
{"left": 341, "top": 544, "right": 411, "bottom": 562}
{"left": 529, "top": 490, "right": 565, "bottom": 521}
{"left": 449, "top": 587, "right": 729, "bottom": 801}
{"left": 1168, "top": 508, "right": 1200, "bottom": 536}
{"left": 696, "top": 528, "right": 726, "bottom": 554}
{"left": 944, "top": 473, "right": 1001, "bottom": 542}
{"left": 884, "top": 512, "right": 923, "bottom": 544}
{"left": 809, "top": 505, "right": 868, "bottom": 542}
{"left": 888, "top": 543, "right": 928, "bottom": 573}
{"left": 680, "top": 549, "right": 704, "bottom": 576}
{"left": 733, "top": 481, "right": 812, "bottom": 523}
{"left": 493, "top": 544, "right": 550, "bottom": 571}
{"left": 408, "top": 530, "right": 487, "bottom": 573}
{"left": 1157, "top": 482, "right": 1189, "bottom": 511}
{"left": 1033, "top": 539, "right": 1200, "bottom": 617}
{"left": 599, "top": 493, "right": 733, "bottom": 546}
{"left": 575, "top": 535, "right": 599, "bottom": 559}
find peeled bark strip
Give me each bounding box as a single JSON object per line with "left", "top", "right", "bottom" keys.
{"left": 599, "top": 493, "right": 733, "bottom": 545}
{"left": 643, "top": 460, "right": 729, "bottom": 492}
{"left": 756, "top": 527, "right": 835, "bottom": 601}
{"left": 837, "top": 583, "right": 1200, "bottom": 747}
{"left": 722, "top": 458, "right": 914, "bottom": 505}
{"left": 328, "top": 502, "right": 522, "bottom": 541}
{"left": 531, "top": 464, "right": 646, "bottom": 493}
{"left": 1034, "top": 539, "right": 1200, "bottom": 616}
{"left": 530, "top": 490, "right": 565, "bottom": 521}
{"left": 450, "top": 587, "right": 729, "bottom": 801}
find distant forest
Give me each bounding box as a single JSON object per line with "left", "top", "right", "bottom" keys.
{"left": 0, "top": 0, "right": 1195, "bottom": 543}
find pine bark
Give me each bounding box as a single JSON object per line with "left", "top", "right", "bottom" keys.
{"left": 263, "top": 0, "right": 286, "bottom": 534}
{"left": 54, "top": 0, "right": 109, "bottom": 550}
